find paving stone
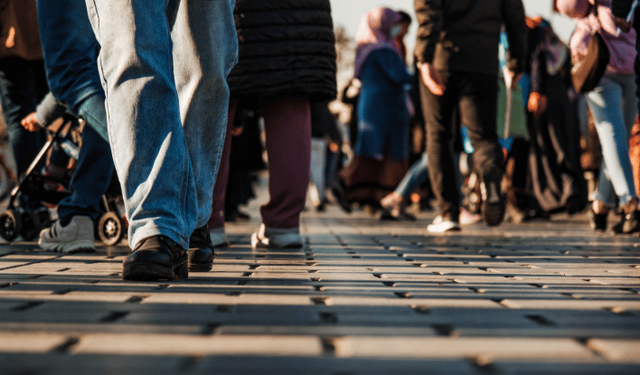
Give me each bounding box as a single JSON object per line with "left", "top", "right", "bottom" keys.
{"left": 143, "top": 292, "right": 314, "bottom": 305}
{"left": 334, "top": 337, "right": 595, "bottom": 360}
{"left": 0, "top": 333, "right": 68, "bottom": 353}
{"left": 495, "top": 360, "right": 640, "bottom": 375}
{"left": 587, "top": 339, "right": 640, "bottom": 362}
{"left": 72, "top": 334, "right": 323, "bottom": 356}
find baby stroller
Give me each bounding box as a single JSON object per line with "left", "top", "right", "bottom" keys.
{"left": 0, "top": 112, "right": 126, "bottom": 245}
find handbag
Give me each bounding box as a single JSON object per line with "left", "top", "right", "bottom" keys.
{"left": 570, "top": 0, "right": 610, "bottom": 93}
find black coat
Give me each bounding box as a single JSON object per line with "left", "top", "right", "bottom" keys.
{"left": 414, "top": 0, "right": 527, "bottom": 75}
{"left": 228, "top": 0, "right": 337, "bottom": 104}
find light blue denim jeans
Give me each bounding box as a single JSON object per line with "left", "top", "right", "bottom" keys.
{"left": 85, "top": 0, "right": 238, "bottom": 249}
{"left": 585, "top": 73, "right": 639, "bottom": 207}
{"left": 395, "top": 152, "right": 429, "bottom": 199}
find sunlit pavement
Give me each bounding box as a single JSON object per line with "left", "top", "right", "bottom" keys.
{"left": 0, "top": 177, "right": 639, "bottom": 374}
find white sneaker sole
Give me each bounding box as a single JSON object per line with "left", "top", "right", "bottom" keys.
{"left": 427, "top": 222, "right": 461, "bottom": 233}
{"left": 39, "top": 240, "right": 96, "bottom": 253}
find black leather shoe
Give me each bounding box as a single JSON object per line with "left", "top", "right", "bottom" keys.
{"left": 123, "top": 235, "right": 188, "bottom": 281}
{"left": 188, "top": 226, "right": 214, "bottom": 272}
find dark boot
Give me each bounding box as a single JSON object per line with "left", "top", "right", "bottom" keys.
{"left": 123, "top": 235, "right": 188, "bottom": 281}
{"left": 188, "top": 226, "right": 215, "bottom": 272}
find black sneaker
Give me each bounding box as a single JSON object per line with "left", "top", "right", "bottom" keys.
{"left": 188, "top": 226, "right": 215, "bottom": 272}
{"left": 123, "top": 235, "right": 188, "bottom": 281}
{"left": 480, "top": 166, "right": 505, "bottom": 226}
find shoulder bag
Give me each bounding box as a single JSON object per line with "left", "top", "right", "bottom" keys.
{"left": 571, "top": 0, "right": 610, "bottom": 93}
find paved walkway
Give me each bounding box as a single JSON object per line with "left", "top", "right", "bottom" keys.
{"left": 1, "top": 179, "right": 639, "bottom": 374}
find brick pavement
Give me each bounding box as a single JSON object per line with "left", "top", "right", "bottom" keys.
{"left": 0, "top": 181, "right": 639, "bottom": 374}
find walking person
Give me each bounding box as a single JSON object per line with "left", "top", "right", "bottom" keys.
{"left": 34, "top": 0, "right": 116, "bottom": 253}
{"left": 0, "top": 0, "right": 49, "bottom": 215}
{"left": 414, "top": 0, "right": 527, "bottom": 232}
{"left": 85, "top": 0, "right": 238, "bottom": 280}
{"left": 336, "top": 7, "right": 413, "bottom": 212}
{"left": 557, "top": 0, "right": 639, "bottom": 233}
{"left": 206, "top": 0, "right": 337, "bottom": 251}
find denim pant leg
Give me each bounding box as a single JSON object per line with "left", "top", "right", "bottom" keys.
{"left": 86, "top": 0, "right": 236, "bottom": 249}
{"left": 56, "top": 94, "right": 114, "bottom": 224}
{"left": 395, "top": 152, "right": 429, "bottom": 200}
{"left": 586, "top": 74, "right": 638, "bottom": 206}
{"left": 171, "top": 0, "right": 238, "bottom": 229}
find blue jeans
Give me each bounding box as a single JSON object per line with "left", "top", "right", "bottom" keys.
{"left": 38, "top": 0, "right": 115, "bottom": 224}
{"left": 585, "top": 73, "right": 638, "bottom": 207}
{"left": 56, "top": 94, "right": 114, "bottom": 224}
{"left": 395, "top": 152, "right": 429, "bottom": 199}
{"left": 85, "top": 0, "right": 238, "bottom": 249}
{"left": 38, "top": 0, "right": 108, "bottom": 142}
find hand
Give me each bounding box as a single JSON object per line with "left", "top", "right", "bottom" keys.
{"left": 420, "top": 63, "right": 445, "bottom": 96}
{"left": 614, "top": 16, "right": 632, "bottom": 33}
{"left": 509, "top": 72, "right": 522, "bottom": 91}
{"left": 527, "top": 92, "right": 547, "bottom": 116}
{"left": 230, "top": 125, "right": 243, "bottom": 137}
{"left": 20, "top": 112, "right": 42, "bottom": 132}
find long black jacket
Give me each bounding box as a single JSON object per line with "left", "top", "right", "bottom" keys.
{"left": 414, "top": 0, "right": 527, "bottom": 75}
{"left": 228, "top": 0, "right": 337, "bottom": 104}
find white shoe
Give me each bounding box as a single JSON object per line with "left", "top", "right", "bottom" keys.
{"left": 427, "top": 215, "right": 461, "bottom": 233}
{"left": 209, "top": 227, "right": 229, "bottom": 247}
{"left": 251, "top": 223, "right": 303, "bottom": 249}
{"left": 38, "top": 216, "right": 95, "bottom": 253}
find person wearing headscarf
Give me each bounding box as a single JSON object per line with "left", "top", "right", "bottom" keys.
{"left": 335, "top": 7, "right": 413, "bottom": 212}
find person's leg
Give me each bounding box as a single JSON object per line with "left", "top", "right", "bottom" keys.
{"left": 252, "top": 96, "right": 311, "bottom": 248}
{"left": 171, "top": 0, "right": 237, "bottom": 231}
{"left": 0, "top": 58, "right": 46, "bottom": 199}
{"left": 39, "top": 115, "right": 113, "bottom": 253}
{"left": 459, "top": 72, "right": 504, "bottom": 226}
{"left": 421, "top": 70, "right": 460, "bottom": 220}
{"left": 586, "top": 75, "right": 637, "bottom": 209}
{"left": 260, "top": 97, "right": 311, "bottom": 229}
{"left": 205, "top": 99, "right": 237, "bottom": 249}
{"left": 86, "top": 0, "right": 195, "bottom": 250}
{"left": 395, "top": 152, "right": 429, "bottom": 200}
{"left": 310, "top": 137, "right": 327, "bottom": 207}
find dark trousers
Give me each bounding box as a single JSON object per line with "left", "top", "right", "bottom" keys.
{"left": 0, "top": 57, "right": 48, "bottom": 209}
{"left": 420, "top": 69, "right": 502, "bottom": 217}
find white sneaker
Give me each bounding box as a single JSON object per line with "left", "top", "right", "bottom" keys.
{"left": 209, "top": 227, "right": 229, "bottom": 247}
{"left": 251, "top": 223, "right": 303, "bottom": 249}
{"left": 38, "top": 216, "right": 95, "bottom": 253}
{"left": 427, "top": 215, "right": 461, "bottom": 233}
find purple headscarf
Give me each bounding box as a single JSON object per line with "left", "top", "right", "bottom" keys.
{"left": 353, "top": 7, "right": 402, "bottom": 78}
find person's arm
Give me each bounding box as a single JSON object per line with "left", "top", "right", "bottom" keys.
{"left": 612, "top": 0, "right": 634, "bottom": 33}
{"left": 374, "top": 50, "right": 413, "bottom": 85}
{"left": 502, "top": 0, "right": 528, "bottom": 89}
{"left": 36, "top": 92, "right": 68, "bottom": 127}
{"left": 415, "top": 0, "right": 446, "bottom": 95}
{"left": 555, "top": 0, "right": 593, "bottom": 19}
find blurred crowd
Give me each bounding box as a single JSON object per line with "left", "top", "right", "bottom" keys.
{"left": 0, "top": 0, "right": 638, "bottom": 280}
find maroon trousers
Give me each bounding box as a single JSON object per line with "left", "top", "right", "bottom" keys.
{"left": 208, "top": 97, "right": 311, "bottom": 230}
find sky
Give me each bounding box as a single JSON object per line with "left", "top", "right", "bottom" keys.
{"left": 329, "top": 0, "right": 577, "bottom": 51}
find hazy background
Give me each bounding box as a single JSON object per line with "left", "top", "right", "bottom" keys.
{"left": 329, "top": 0, "right": 576, "bottom": 56}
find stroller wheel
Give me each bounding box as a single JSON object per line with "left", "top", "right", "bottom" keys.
{"left": 20, "top": 210, "right": 42, "bottom": 241}
{"left": 0, "top": 209, "right": 22, "bottom": 241}
{"left": 97, "top": 211, "right": 123, "bottom": 246}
